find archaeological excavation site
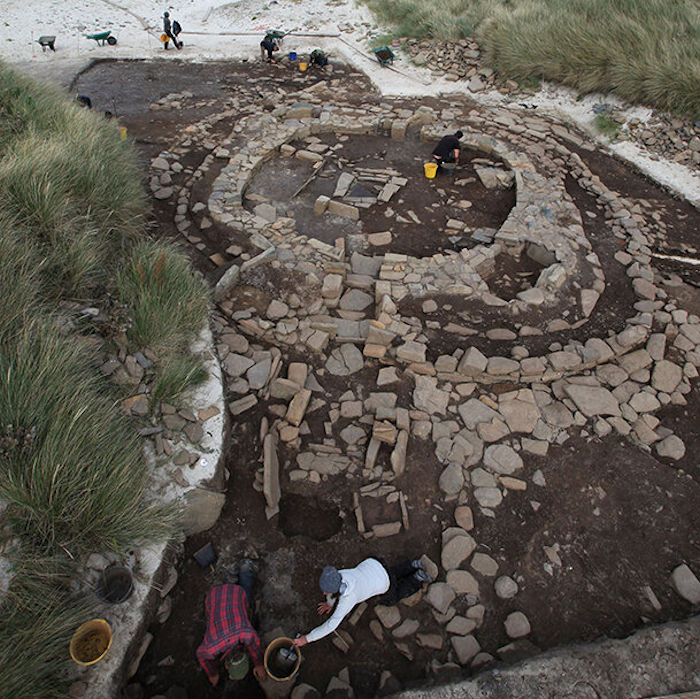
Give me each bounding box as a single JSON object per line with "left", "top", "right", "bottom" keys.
{"left": 67, "top": 57, "right": 700, "bottom": 699}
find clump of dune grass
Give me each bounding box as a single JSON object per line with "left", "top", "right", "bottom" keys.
{"left": 0, "top": 60, "right": 207, "bottom": 698}
{"left": 151, "top": 356, "right": 209, "bottom": 406}
{"left": 481, "top": 0, "right": 700, "bottom": 117}
{"left": 0, "top": 222, "right": 40, "bottom": 342}
{"left": 0, "top": 64, "right": 73, "bottom": 155}
{"left": 116, "top": 239, "right": 210, "bottom": 404}
{"left": 0, "top": 115, "right": 145, "bottom": 300}
{"left": 594, "top": 112, "right": 622, "bottom": 140}
{"left": 116, "top": 239, "right": 210, "bottom": 355}
{"left": 365, "top": 0, "right": 700, "bottom": 117}
{"left": 367, "top": 0, "right": 492, "bottom": 40}
{"left": 0, "top": 558, "right": 92, "bottom": 699}
{"left": 0, "top": 325, "right": 173, "bottom": 556}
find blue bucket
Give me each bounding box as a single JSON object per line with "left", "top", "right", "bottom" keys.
{"left": 288, "top": 51, "right": 297, "bottom": 61}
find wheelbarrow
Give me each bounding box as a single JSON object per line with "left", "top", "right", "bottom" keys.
{"left": 265, "top": 29, "right": 296, "bottom": 49}
{"left": 37, "top": 35, "right": 56, "bottom": 52}
{"left": 372, "top": 46, "right": 394, "bottom": 66}
{"left": 85, "top": 31, "right": 117, "bottom": 46}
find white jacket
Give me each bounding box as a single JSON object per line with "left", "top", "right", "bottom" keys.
{"left": 305, "top": 558, "right": 390, "bottom": 642}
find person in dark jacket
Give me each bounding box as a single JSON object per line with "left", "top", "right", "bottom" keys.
{"left": 163, "top": 11, "right": 181, "bottom": 50}
{"left": 260, "top": 36, "right": 279, "bottom": 62}
{"left": 432, "top": 130, "right": 463, "bottom": 169}
{"left": 310, "top": 49, "right": 328, "bottom": 69}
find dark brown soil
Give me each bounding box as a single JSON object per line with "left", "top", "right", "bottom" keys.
{"left": 245, "top": 135, "right": 515, "bottom": 258}
{"left": 75, "top": 61, "right": 700, "bottom": 698}
{"left": 471, "top": 434, "right": 700, "bottom": 653}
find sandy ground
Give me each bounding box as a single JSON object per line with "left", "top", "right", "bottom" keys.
{"left": 2, "top": 0, "right": 700, "bottom": 208}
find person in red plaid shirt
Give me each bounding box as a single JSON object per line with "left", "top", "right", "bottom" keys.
{"left": 196, "top": 560, "right": 266, "bottom": 685}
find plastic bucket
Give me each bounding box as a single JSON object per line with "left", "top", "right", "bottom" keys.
{"left": 264, "top": 637, "right": 301, "bottom": 682}
{"left": 70, "top": 619, "right": 113, "bottom": 666}
{"left": 298, "top": 62, "right": 308, "bottom": 72}
{"left": 288, "top": 51, "right": 297, "bottom": 61}
{"left": 117, "top": 125, "right": 127, "bottom": 140}
{"left": 424, "top": 162, "right": 438, "bottom": 179}
{"left": 96, "top": 565, "right": 133, "bottom": 604}
{"left": 225, "top": 649, "right": 250, "bottom": 679}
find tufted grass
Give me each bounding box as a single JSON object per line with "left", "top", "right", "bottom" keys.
{"left": 0, "top": 111, "right": 145, "bottom": 300}
{"left": 594, "top": 113, "right": 622, "bottom": 140}
{"left": 116, "top": 239, "right": 210, "bottom": 355}
{"left": 0, "top": 61, "right": 207, "bottom": 697}
{"left": 0, "top": 561, "right": 91, "bottom": 699}
{"left": 365, "top": 0, "right": 700, "bottom": 117}
{"left": 0, "top": 326, "right": 174, "bottom": 556}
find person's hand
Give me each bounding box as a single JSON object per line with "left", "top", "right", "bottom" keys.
{"left": 253, "top": 664, "right": 266, "bottom": 682}
{"left": 208, "top": 671, "right": 219, "bottom": 687}
{"left": 292, "top": 635, "right": 308, "bottom": 647}
{"left": 317, "top": 601, "right": 333, "bottom": 615}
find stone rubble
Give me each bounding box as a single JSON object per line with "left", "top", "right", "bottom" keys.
{"left": 138, "top": 69, "right": 700, "bottom": 696}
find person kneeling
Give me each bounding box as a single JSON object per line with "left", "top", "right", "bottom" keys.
{"left": 432, "top": 130, "right": 463, "bottom": 171}
{"left": 196, "top": 560, "right": 266, "bottom": 686}
{"left": 293, "top": 557, "right": 431, "bottom": 647}
{"left": 310, "top": 49, "right": 328, "bottom": 69}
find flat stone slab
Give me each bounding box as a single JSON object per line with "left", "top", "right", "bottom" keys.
{"left": 671, "top": 564, "right": 700, "bottom": 604}
{"left": 426, "top": 582, "right": 456, "bottom": 615}
{"left": 505, "top": 611, "right": 531, "bottom": 639}
{"left": 483, "top": 444, "right": 523, "bottom": 475}
{"left": 451, "top": 634, "right": 481, "bottom": 665}
{"left": 442, "top": 534, "right": 477, "bottom": 571}
{"left": 564, "top": 383, "right": 621, "bottom": 417}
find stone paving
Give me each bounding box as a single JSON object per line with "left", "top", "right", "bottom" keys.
{"left": 144, "top": 71, "right": 700, "bottom": 694}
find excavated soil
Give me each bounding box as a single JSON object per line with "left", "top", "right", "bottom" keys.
{"left": 75, "top": 60, "right": 700, "bottom": 699}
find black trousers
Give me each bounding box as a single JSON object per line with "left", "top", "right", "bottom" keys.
{"left": 374, "top": 558, "right": 421, "bottom": 606}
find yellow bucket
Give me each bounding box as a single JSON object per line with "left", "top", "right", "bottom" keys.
{"left": 424, "top": 162, "right": 438, "bottom": 179}
{"left": 298, "top": 62, "right": 308, "bottom": 72}
{"left": 264, "top": 637, "right": 302, "bottom": 682}
{"left": 117, "top": 125, "right": 127, "bottom": 140}
{"left": 69, "top": 619, "right": 113, "bottom": 666}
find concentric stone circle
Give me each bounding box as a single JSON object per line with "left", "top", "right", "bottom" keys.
{"left": 134, "top": 60, "right": 700, "bottom": 689}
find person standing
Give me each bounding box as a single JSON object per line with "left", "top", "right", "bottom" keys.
{"left": 432, "top": 130, "right": 463, "bottom": 169}
{"left": 162, "top": 11, "right": 181, "bottom": 50}
{"left": 196, "top": 560, "right": 266, "bottom": 686}
{"left": 292, "top": 557, "right": 430, "bottom": 648}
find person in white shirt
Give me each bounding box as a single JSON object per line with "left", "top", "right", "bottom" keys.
{"left": 292, "top": 557, "right": 431, "bottom": 647}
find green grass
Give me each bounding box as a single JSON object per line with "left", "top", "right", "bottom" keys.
{"left": 366, "top": 0, "right": 491, "bottom": 40}
{"left": 0, "top": 223, "right": 40, "bottom": 342}
{"left": 0, "top": 116, "right": 145, "bottom": 300}
{"left": 0, "top": 326, "right": 173, "bottom": 556}
{"left": 594, "top": 112, "right": 622, "bottom": 140}
{"left": 364, "top": 0, "right": 700, "bottom": 117}
{"left": 151, "top": 356, "right": 209, "bottom": 406}
{"left": 0, "top": 61, "right": 209, "bottom": 697}
{"left": 0, "top": 564, "right": 91, "bottom": 699}
{"left": 116, "top": 240, "right": 210, "bottom": 355}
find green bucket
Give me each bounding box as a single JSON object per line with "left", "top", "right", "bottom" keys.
{"left": 225, "top": 649, "right": 250, "bottom": 679}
